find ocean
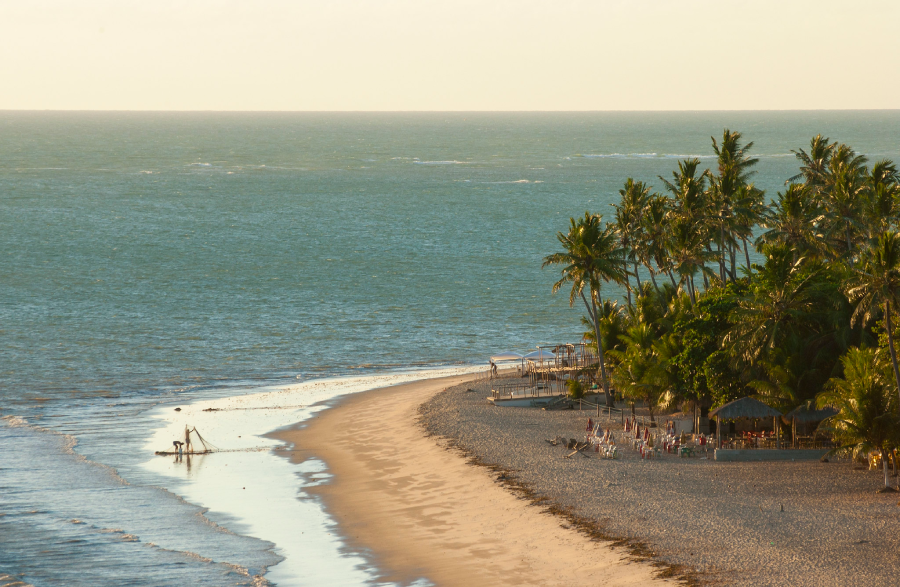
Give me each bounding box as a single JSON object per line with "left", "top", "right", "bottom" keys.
{"left": 1, "top": 111, "right": 898, "bottom": 586}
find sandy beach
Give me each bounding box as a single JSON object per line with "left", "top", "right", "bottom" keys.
{"left": 275, "top": 373, "right": 673, "bottom": 587}
{"left": 420, "top": 378, "right": 900, "bottom": 587}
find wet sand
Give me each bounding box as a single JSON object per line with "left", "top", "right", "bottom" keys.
{"left": 275, "top": 374, "right": 672, "bottom": 587}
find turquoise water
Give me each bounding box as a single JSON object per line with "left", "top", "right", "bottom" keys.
{"left": 2, "top": 112, "right": 899, "bottom": 585}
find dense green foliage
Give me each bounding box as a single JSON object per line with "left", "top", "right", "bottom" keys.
{"left": 545, "top": 130, "right": 900, "bottom": 469}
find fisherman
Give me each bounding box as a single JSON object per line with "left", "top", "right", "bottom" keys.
{"left": 184, "top": 426, "right": 192, "bottom": 454}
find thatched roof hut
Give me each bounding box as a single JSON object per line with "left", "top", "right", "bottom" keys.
{"left": 710, "top": 397, "right": 783, "bottom": 449}
{"left": 783, "top": 404, "right": 838, "bottom": 448}
{"left": 710, "top": 397, "right": 782, "bottom": 420}
{"left": 784, "top": 404, "right": 838, "bottom": 423}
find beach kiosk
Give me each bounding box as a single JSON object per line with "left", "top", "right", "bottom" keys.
{"left": 710, "top": 397, "right": 783, "bottom": 450}
{"left": 784, "top": 404, "right": 838, "bottom": 448}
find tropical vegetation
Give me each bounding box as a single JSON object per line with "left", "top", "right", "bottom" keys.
{"left": 544, "top": 130, "right": 900, "bottom": 480}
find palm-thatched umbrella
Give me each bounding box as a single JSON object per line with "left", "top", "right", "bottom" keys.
{"left": 710, "top": 397, "right": 783, "bottom": 449}
{"left": 784, "top": 404, "right": 838, "bottom": 448}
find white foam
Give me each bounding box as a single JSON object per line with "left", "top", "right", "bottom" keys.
{"left": 578, "top": 153, "right": 658, "bottom": 159}
{"left": 484, "top": 179, "right": 543, "bottom": 184}
{"left": 141, "top": 366, "right": 482, "bottom": 586}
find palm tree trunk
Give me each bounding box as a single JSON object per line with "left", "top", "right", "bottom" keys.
{"left": 742, "top": 237, "right": 752, "bottom": 275}
{"left": 688, "top": 276, "right": 696, "bottom": 305}
{"left": 884, "top": 301, "right": 900, "bottom": 409}
{"left": 624, "top": 270, "right": 633, "bottom": 308}
{"left": 666, "top": 270, "right": 678, "bottom": 289}
{"left": 719, "top": 225, "right": 727, "bottom": 282}
{"left": 581, "top": 290, "right": 613, "bottom": 408}
{"left": 633, "top": 262, "right": 642, "bottom": 290}
{"left": 729, "top": 243, "right": 737, "bottom": 281}
{"left": 702, "top": 271, "right": 709, "bottom": 291}
{"left": 647, "top": 268, "right": 661, "bottom": 295}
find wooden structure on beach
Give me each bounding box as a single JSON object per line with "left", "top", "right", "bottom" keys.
{"left": 526, "top": 343, "right": 597, "bottom": 385}
{"left": 710, "top": 397, "right": 783, "bottom": 450}
{"left": 488, "top": 342, "right": 599, "bottom": 406}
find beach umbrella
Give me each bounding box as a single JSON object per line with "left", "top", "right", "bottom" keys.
{"left": 490, "top": 351, "right": 525, "bottom": 362}
{"left": 523, "top": 349, "right": 556, "bottom": 364}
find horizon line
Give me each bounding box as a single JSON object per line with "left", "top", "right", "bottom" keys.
{"left": 2, "top": 108, "right": 900, "bottom": 114}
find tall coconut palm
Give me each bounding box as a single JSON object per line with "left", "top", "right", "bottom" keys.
{"left": 660, "top": 158, "right": 709, "bottom": 226}
{"left": 820, "top": 144, "right": 869, "bottom": 261}
{"left": 660, "top": 158, "right": 713, "bottom": 295}
{"left": 613, "top": 178, "right": 651, "bottom": 307}
{"left": 861, "top": 160, "right": 900, "bottom": 242}
{"left": 667, "top": 216, "right": 715, "bottom": 305}
{"left": 732, "top": 183, "right": 767, "bottom": 274}
{"left": 710, "top": 129, "right": 759, "bottom": 281}
{"left": 789, "top": 134, "right": 836, "bottom": 188}
{"left": 757, "top": 183, "right": 825, "bottom": 262}
{"left": 845, "top": 231, "right": 900, "bottom": 407}
{"left": 543, "top": 213, "right": 628, "bottom": 406}
{"left": 639, "top": 194, "right": 673, "bottom": 293}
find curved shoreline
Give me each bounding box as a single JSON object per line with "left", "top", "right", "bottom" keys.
{"left": 274, "top": 373, "right": 672, "bottom": 587}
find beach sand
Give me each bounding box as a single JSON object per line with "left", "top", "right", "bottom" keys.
{"left": 420, "top": 378, "right": 900, "bottom": 587}
{"left": 275, "top": 374, "right": 672, "bottom": 587}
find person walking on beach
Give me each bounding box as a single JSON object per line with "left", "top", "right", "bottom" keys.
{"left": 490, "top": 360, "right": 498, "bottom": 378}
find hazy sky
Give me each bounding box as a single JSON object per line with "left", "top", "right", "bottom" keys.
{"left": 2, "top": 0, "right": 899, "bottom": 111}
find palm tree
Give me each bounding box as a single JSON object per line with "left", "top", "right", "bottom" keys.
{"left": 817, "top": 347, "right": 900, "bottom": 490}
{"left": 723, "top": 247, "right": 818, "bottom": 365}
{"left": 639, "top": 194, "right": 673, "bottom": 293}
{"left": 661, "top": 158, "right": 709, "bottom": 226}
{"left": 609, "top": 322, "right": 668, "bottom": 422}
{"left": 861, "top": 160, "right": 900, "bottom": 242}
{"left": 820, "top": 144, "right": 868, "bottom": 261}
{"left": 845, "top": 231, "right": 900, "bottom": 407}
{"left": 757, "top": 183, "right": 825, "bottom": 262}
{"left": 710, "top": 130, "right": 759, "bottom": 281}
{"left": 660, "top": 158, "right": 714, "bottom": 297}
{"left": 732, "top": 183, "right": 767, "bottom": 274}
{"left": 789, "top": 134, "right": 835, "bottom": 188}
{"left": 667, "top": 216, "right": 715, "bottom": 305}
{"left": 613, "top": 178, "right": 651, "bottom": 307}
{"left": 543, "top": 213, "right": 628, "bottom": 406}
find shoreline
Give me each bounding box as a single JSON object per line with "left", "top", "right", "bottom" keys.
{"left": 274, "top": 373, "right": 673, "bottom": 587}
{"left": 139, "top": 366, "right": 486, "bottom": 586}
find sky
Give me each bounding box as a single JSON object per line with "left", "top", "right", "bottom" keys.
{"left": 1, "top": 0, "right": 899, "bottom": 111}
